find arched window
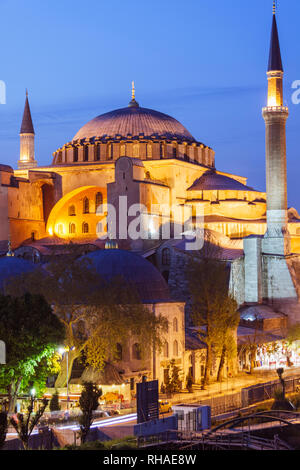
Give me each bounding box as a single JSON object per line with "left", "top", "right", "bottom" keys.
{"left": 173, "top": 144, "right": 177, "bottom": 158}
{"left": 95, "top": 192, "right": 103, "bottom": 213}
{"left": 94, "top": 144, "right": 100, "bottom": 161}
{"left": 84, "top": 145, "right": 89, "bottom": 162}
{"left": 73, "top": 146, "right": 78, "bottom": 162}
{"left": 160, "top": 143, "right": 164, "bottom": 159}
{"left": 173, "top": 340, "right": 178, "bottom": 357}
{"left": 116, "top": 343, "right": 122, "bottom": 361}
{"left": 107, "top": 143, "right": 113, "bottom": 160}
{"left": 163, "top": 342, "right": 169, "bottom": 358}
{"left": 133, "top": 143, "right": 139, "bottom": 157}
{"left": 120, "top": 144, "right": 126, "bottom": 156}
{"left": 69, "top": 223, "right": 76, "bottom": 234}
{"left": 173, "top": 317, "right": 178, "bottom": 333}
{"left": 83, "top": 197, "right": 89, "bottom": 214}
{"left": 82, "top": 222, "right": 89, "bottom": 234}
{"left": 162, "top": 248, "right": 171, "bottom": 266}
{"left": 57, "top": 224, "right": 64, "bottom": 235}
{"left": 68, "top": 205, "right": 76, "bottom": 216}
{"left": 146, "top": 144, "right": 152, "bottom": 158}
{"left": 132, "top": 343, "right": 141, "bottom": 360}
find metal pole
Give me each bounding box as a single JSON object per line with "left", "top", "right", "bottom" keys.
{"left": 66, "top": 351, "right": 69, "bottom": 411}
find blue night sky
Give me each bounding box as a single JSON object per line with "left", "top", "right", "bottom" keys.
{"left": 0, "top": 0, "right": 299, "bottom": 207}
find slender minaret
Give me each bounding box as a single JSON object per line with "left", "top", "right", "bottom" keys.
{"left": 262, "top": 3, "right": 290, "bottom": 255}
{"left": 18, "top": 90, "right": 37, "bottom": 169}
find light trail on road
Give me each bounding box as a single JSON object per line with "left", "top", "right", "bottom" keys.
{"left": 6, "top": 412, "right": 137, "bottom": 438}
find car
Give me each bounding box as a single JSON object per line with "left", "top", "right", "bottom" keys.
{"left": 159, "top": 400, "right": 172, "bottom": 414}
{"left": 107, "top": 409, "right": 120, "bottom": 416}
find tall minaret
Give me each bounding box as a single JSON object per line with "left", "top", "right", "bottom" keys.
{"left": 262, "top": 3, "right": 290, "bottom": 255}
{"left": 18, "top": 90, "right": 37, "bottom": 169}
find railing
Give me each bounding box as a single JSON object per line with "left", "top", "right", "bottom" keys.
{"left": 262, "top": 105, "right": 289, "bottom": 113}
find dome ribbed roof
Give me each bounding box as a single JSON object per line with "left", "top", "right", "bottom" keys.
{"left": 83, "top": 249, "right": 170, "bottom": 303}
{"left": 73, "top": 106, "right": 195, "bottom": 142}
{"left": 188, "top": 170, "right": 256, "bottom": 192}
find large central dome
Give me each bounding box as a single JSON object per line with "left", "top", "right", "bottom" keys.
{"left": 73, "top": 104, "right": 195, "bottom": 142}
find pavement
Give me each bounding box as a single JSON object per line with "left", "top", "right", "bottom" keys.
{"left": 168, "top": 365, "right": 300, "bottom": 405}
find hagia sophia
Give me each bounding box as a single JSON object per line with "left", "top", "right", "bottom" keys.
{"left": 0, "top": 6, "right": 300, "bottom": 396}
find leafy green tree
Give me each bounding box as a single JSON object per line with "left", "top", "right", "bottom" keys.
{"left": 78, "top": 381, "right": 102, "bottom": 444}
{"left": 186, "top": 255, "right": 239, "bottom": 387}
{"left": 6, "top": 250, "right": 168, "bottom": 388}
{"left": 0, "top": 293, "right": 65, "bottom": 411}
{"left": 0, "top": 411, "right": 8, "bottom": 449}
{"left": 10, "top": 397, "right": 48, "bottom": 450}
{"left": 49, "top": 390, "right": 61, "bottom": 412}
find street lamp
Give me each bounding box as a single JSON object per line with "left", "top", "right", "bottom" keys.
{"left": 58, "top": 346, "right": 75, "bottom": 411}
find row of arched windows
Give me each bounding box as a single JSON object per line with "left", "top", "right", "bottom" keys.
{"left": 68, "top": 193, "right": 103, "bottom": 217}
{"left": 163, "top": 340, "right": 179, "bottom": 358}
{"left": 115, "top": 343, "right": 142, "bottom": 361}
{"left": 113, "top": 339, "right": 180, "bottom": 362}
{"left": 166, "top": 317, "right": 178, "bottom": 333}
{"left": 67, "top": 222, "right": 89, "bottom": 234}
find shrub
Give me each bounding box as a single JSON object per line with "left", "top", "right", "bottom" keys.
{"left": 49, "top": 390, "right": 61, "bottom": 412}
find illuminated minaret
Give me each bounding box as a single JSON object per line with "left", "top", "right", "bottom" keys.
{"left": 262, "top": 3, "right": 289, "bottom": 255}
{"left": 18, "top": 90, "right": 37, "bottom": 169}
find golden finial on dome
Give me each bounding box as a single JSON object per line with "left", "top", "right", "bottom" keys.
{"left": 273, "top": 0, "right": 276, "bottom": 15}
{"left": 128, "top": 80, "right": 139, "bottom": 108}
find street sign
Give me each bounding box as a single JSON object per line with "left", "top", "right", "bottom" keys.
{"left": 137, "top": 379, "right": 159, "bottom": 424}
{"left": 0, "top": 340, "right": 6, "bottom": 364}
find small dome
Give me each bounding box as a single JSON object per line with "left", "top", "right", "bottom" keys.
{"left": 188, "top": 170, "right": 256, "bottom": 192}
{"left": 0, "top": 257, "right": 35, "bottom": 292}
{"left": 83, "top": 249, "right": 170, "bottom": 302}
{"left": 73, "top": 106, "right": 195, "bottom": 142}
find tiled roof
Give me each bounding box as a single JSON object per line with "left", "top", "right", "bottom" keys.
{"left": 239, "top": 304, "right": 286, "bottom": 321}
{"left": 73, "top": 105, "right": 196, "bottom": 142}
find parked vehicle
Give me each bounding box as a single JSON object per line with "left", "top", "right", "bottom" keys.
{"left": 159, "top": 400, "right": 172, "bottom": 414}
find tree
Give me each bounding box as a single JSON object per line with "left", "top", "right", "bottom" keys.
{"left": 186, "top": 253, "right": 239, "bottom": 388}
{"left": 0, "top": 293, "right": 65, "bottom": 412}
{"left": 78, "top": 382, "right": 102, "bottom": 444}
{"left": 6, "top": 249, "right": 168, "bottom": 388}
{"left": 165, "top": 359, "right": 182, "bottom": 394}
{"left": 186, "top": 373, "right": 193, "bottom": 393}
{"left": 49, "top": 390, "right": 61, "bottom": 412}
{"left": 10, "top": 397, "right": 48, "bottom": 450}
{"left": 238, "top": 317, "right": 265, "bottom": 374}
{"left": 0, "top": 411, "right": 8, "bottom": 450}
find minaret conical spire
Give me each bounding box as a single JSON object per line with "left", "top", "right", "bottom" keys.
{"left": 268, "top": 4, "right": 283, "bottom": 72}
{"left": 20, "top": 89, "right": 35, "bottom": 134}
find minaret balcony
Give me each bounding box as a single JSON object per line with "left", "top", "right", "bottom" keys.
{"left": 262, "top": 105, "right": 289, "bottom": 113}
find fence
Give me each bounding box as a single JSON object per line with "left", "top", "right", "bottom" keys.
{"left": 186, "top": 374, "right": 300, "bottom": 417}
{"left": 241, "top": 374, "right": 300, "bottom": 407}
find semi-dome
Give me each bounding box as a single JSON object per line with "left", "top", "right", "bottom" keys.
{"left": 0, "top": 257, "right": 35, "bottom": 292}
{"left": 73, "top": 105, "right": 196, "bottom": 142}
{"left": 83, "top": 249, "right": 170, "bottom": 303}
{"left": 188, "top": 170, "right": 257, "bottom": 192}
